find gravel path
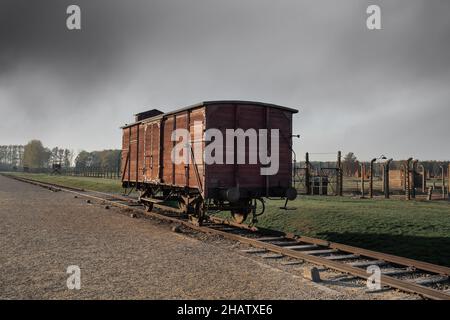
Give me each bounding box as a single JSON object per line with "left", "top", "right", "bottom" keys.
{"left": 0, "top": 175, "right": 329, "bottom": 299}
{"left": 0, "top": 175, "right": 410, "bottom": 299}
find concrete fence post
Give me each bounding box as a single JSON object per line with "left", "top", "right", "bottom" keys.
{"left": 405, "top": 158, "right": 413, "bottom": 200}
{"left": 412, "top": 159, "right": 418, "bottom": 199}
{"left": 360, "top": 163, "right": 365, "bottom": 198}
{"left": 427, "top": 186, "right": 434, "bottom": 201}
{"left": 305, "top": 152, "right": 311, "bottom": 195}
{"left": 419, "top": 164, "right": 426, "bottom": 193}
{"left": 384, "top": 159, "right": 393, "bottom": 199}
{"left": 369, "top": 158, "right": 377, "bottom": 198}
{"left": 337, "top": 151, "right": 343, "bottom": 196}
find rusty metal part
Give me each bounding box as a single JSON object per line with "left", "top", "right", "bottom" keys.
{"left": 4, "top": 174, "right": 450, "bottom": 300}
{"left": 231, "top": 212, "right": 247, "bottom": 224}
{"left": 121, "top": 101, "right": 298, "bottom": 208}
{"left": 207, "top": 226, "right": 450, "bottom": 300}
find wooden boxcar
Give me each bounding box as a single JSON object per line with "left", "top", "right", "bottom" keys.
{"left": 121, "top": 100, "right": 298, "bottom": 224}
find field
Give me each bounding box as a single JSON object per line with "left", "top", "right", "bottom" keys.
{"left": 4, "top": 172, "right": 450, "bottom": 266}
{"left": 253, "top": 197, "right": 450, "bottom": 266}
{"left": 6, "top": 172, "right": 124, "bottom": 194}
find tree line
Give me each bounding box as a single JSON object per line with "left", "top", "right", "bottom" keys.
{"left": 0, "top": 140, "right": 121, "bottom": 172}
{"left": 74, "top": 150, "right": 121, "bottom": 170}
{"left": 0, "top": 145, "right": 25, "bottom": 170}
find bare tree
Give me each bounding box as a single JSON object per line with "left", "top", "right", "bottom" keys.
{"left": 342, "top": 152, "right": 358, "bottom": 176}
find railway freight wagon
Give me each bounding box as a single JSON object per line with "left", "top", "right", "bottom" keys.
{"left": 121, "top": 101, "right": 298, "bottom": 224}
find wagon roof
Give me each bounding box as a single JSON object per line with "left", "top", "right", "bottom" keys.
{"left": 122, "top": 100, "right": 299, "bottom": 128}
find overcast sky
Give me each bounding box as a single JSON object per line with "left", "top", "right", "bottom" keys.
{"left": 1, "top": 0, "right": 449, "bottom": 161}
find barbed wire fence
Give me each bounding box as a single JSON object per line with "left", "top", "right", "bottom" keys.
{"left": 293, "top": 152, "right": 449, "bottom": 200}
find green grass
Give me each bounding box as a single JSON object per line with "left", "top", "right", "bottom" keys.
{"left": 7, "top": 172, "right": 124, "bottom": 194}
{"left": 231, "top": 196, "right": 450, "bottom": 266}
{"left": 5, "top": 172, "right": 450, "bottom": 266}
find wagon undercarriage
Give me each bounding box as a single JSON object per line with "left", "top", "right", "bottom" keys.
{"left": 133, "top": 182, "right": 268, "bottom": 225}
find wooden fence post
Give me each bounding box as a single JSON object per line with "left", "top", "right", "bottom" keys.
{"left": 369, "top": 158, "right": 376, "bottom": 198}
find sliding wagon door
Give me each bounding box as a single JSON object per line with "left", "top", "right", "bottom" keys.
{"left": 161, "top": 108, "right": 206, "bottom": 192}
{"left": 143, "top": 121, "right": 161, "bottom": 182}
{"left": 188, "top": 108, "right": 205, "bottom": 192}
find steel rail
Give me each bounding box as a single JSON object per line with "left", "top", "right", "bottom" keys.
{"left": 200, "top": 226, "right": 450, "bottom": 300}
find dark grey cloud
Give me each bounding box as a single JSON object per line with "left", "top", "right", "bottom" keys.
{"left": 0, "top": 0, "right": 449, "bottom": 160}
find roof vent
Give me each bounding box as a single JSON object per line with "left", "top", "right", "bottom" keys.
{"left": 134, "top": 109, "right": 164, "bottom": 122}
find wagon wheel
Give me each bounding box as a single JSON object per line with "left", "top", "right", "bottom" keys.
{"left": 231, "top": 211, "right": 248, "bottom": 224}
{"left": 231, "top": 208, "right": 249, "bottom": 224}
{"left": 179, "top": 201, "right": 187, "bottom": 214}
{"left": 139, "top": 190, "right": 153, "bottom": 212}
{"left": 178, "top": 196, "right": 189, "bottom": 215}
{"left": 189, "top": 200, "right": 206, "bottom": 226}
{"left": 195, "top": 201, "right": 205, "bottom": 220}
{"left": 144, "top": 202, "right": 154, "bottom": 212}
{"left": 178, "top": 200, "right": 188, "bottom": 214}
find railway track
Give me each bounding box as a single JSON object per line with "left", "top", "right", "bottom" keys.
{"left": 4, "top": 173, "right": 450, "bottom": 300}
